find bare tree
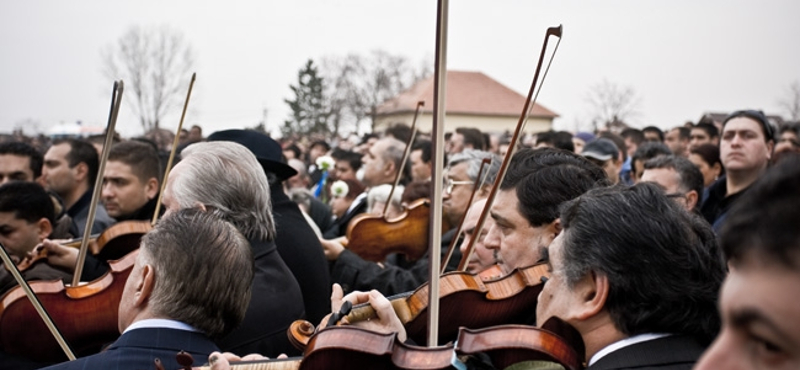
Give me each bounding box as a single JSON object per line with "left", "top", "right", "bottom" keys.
{"left": 778, "top": 80, "right": 800, "bottom": 122}
{"left": 102, "top": 25, "right": 195, "bottom": 132}
{"left": 585, "top": 79, "right": 642, "bottom": 131}
{"left": 321, "top": 50, "right": 430, "bottom": 135}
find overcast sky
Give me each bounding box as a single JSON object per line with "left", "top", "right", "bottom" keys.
{"left": 1, "top": 0, "right": 798, "bottom": 138}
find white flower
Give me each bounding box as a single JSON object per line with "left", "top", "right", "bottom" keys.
{"left": 316, "top": 155, "right": 335, "bottom": 172}
{"left": 331, "top": 180, "right": 349, "bottom": 198}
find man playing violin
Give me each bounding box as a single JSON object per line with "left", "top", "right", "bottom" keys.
{"left": 483, "top": 148, "right": 609, "bottom": 276}
{"left": 0, "top": 181, "right": 72, "bottom": 294}
{"left": 322, "top": 149, "right": 500, "bottom": 296}
{"left": 42, "top": 208, "right": 254, "bottom": 370}
{"left": 536, "top": 183, "right": 725, "bottom": 369}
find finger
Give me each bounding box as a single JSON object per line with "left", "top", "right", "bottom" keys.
{"left": 341, "top": 290, "right": 371, "bottom": 306}
{"left": 240, "top": 353, "right": 269, "bottom": 361}
{"left": 368, "top": 290, "right": 394, "bottom": 321}
{"left": 330, "top": 283, "right": 344, "bottom": 312}
{"left": 207, "top": 351, "right": 233, "bottom": 369}
{"left": 277, "top": 354, "right": 289, "bottom": 359}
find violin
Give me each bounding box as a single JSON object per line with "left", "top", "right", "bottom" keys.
{"left": 289, "top": 262, "right": 549, "bottom": 349}
{"left": 341, "top": 102, "right": 433, "bottom": 263}
{"left": 15, "top": 220, "right": 152, "bottom": 273}
{"left": 193, "top": 319, "right": 581, "bottom": 370}
{"left": 343, "top": 198, "right": 430, "bottom": 262}
{"left": 0, "top": 250, "right": 138, "bottom": 363}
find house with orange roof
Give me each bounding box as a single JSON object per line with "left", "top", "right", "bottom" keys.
{"left": 373, "top": 70, "right": 558, "bottom": 134}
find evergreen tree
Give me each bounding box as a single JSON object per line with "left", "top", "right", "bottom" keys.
{"left": 283, "top": 60, "right": 331, "bottom": 137}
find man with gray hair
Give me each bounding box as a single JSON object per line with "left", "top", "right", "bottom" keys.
{"left": 322, "top": 137, "right": 407, "bottom": 239}
{"left": 162, "top": 141, "right": 304, "bottom": 357}
{"left": 322, "top": 149, "right": 501, "bottom": 296}
{"left": 43, "top": 208, "right": 254, "bottom": 370}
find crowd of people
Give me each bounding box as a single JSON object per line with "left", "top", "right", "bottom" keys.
{"left": 0, "top": 111, "right": 798, "bottom": 369}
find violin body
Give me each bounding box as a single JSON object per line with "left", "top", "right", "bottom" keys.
{"left": 0, "top": 250, "right": 137, "bottom": 363}
{"left": 290, "top": 263, "right": 549, "bottom": 349}
{"left": 88, "top": 220, "right": 152, "bottom": 261}
{"left": 345, "top": 199, "right": 430, "bottom": 262}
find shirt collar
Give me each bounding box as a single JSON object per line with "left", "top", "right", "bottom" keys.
{"left": 123, "top": 318, "right": 199, "bottom": 334}
{"left": 589, "top": 333, "right": 671, "bottom": 366}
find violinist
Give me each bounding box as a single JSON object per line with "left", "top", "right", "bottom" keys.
{"left": 100, "top": 140, "right": 163, "bottom": 222}
{"left": 322, "top": 137, "right": 405, "bottom": 239}
{"left": 535, "top": 183, "right": 725, "bottom": 369}
{"left": 0, "top": 182, "right": 73, "bottom": 294}
{"left": 323, "top": 149, "right": 500, "bottom": 295}
{"left": 41, "top": 208, "right": 254, "bottom": 370}
{"left": 482, "top": 148, "right": 608, "bottom": 276}
{"left": 459, "top": 198, "right": 498, "bottom": 274}
{"left": 697, "top": 155, "right": 800, "bottom": 370}
{"left": 162, "top": 141, "right": 305, "bottom": 357}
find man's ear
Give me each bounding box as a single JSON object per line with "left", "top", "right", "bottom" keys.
{"left": 571, "top": 271, "right": 610, "bottom": 321}
{"left": 73, "top": 162, "right": 89, "bottom": 182}
{"left": 144, "top": 177, "right": 159, "bottom": 199}
{"left": 686, "top": 190, "right": 699, "bottom": 211}
{"left": 545, "top": 218, "right": 562, "bottom": 242}
{"left": 35, "top": 218, "right": 53, "bottom": 243}
{"left": 134, "top": 264, "right": 156, "bottom": 308}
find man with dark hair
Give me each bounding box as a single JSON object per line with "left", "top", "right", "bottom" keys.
{"left": 696, "top": 155, "right": 800, "bottom": 370}
{"left": 409, "top": 139, "right": 432, "bottom": 182}
{"left": 690, "top": 123, "right": 720, "bottom": 151}
{"left": 43, "top": 139, "right": 114, "bottom": 234}
{"left": 330, "top": 148, "right": 362, "bottom": 182}
{"left": 101, "top": 141, "right": 162, "bottom": 221}
{"left": 306, "top": 140, "right": 331, "bottom": 187}
{"left": 665, "top": 126, "right": 690, "bottom": 157}
{"left": 42, "top": 209, "right": 254, "bottom": 370}
{"left": 537, "top": 183, "right": 725, "bottom": 369}
{"left": 534, "top": 131, "right": 575, "bottom": 152}
{"left": 701, "top": 110, "right": 774, "bottom": 231}
{"left": 620, "top": 128, "right": 644, "bottom": 159}
{"left": 641, "top": 155, "right": 704, "bottom": 212}
{"left": 642, "top": 126, "right": 665, "bottom": 142}
{"left": 0, "top": 182, "right": 74, "bottom": 293}
{"left": 773, "top": 122, "right": 800, "bottom": 163}
{"left": 385, "top": 123, "right": 412, "bottom": 143}
{"left": 598, "top": 132, "right": 631, "bottom": 185}
{"left": 630, "top": 142, "right": 672, "bottom": 183}
{"left": 448, "top": 127, "right": 485, "bottom": 153}
{"left": 207, "top": 129, "right": 331, "bottom": 325}
{"left": 0, "top": 141, "right": 43, "bottom": 185}
{"left": 484, "top": 148, "right": 610, "bottom": 275}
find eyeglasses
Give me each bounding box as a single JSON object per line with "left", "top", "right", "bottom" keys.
{"left": 445, "top": 178, "right": 474, "bottom": 194}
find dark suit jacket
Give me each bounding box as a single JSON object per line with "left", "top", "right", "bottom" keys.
{"left": 67, "top": 190, "right": 115, "bottom": 236}
{"left": 216, "top": 238, "right": 305, "bottom": 357}
{"left": 589, "top": 335, "right": 706, "bottom": 370}
{"left": 322, "top": 195, "right": 367, "bottom": 239}
{"left": 40, "top": 327, "right": 218, "bottom": 370}
{"left": 271, "top": 187, "right": 332, "bottom": 324}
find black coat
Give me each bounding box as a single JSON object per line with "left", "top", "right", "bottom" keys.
{"left": 40, "top": 327, "right": 218, "bottom": 370}
{"left": 322, "top": 195, "right": 368, "bottom": 239}
{"left": 589, "top": 335, "right": 707, "bottom": 370}
{"left": 271, "top": 187, "right": 332, "bottom": 324}
{"left": 216, "top": 238, "right": 305, "bottom": 357}
{"left": 329, "top": 228, "right": 462, "bottom": 296}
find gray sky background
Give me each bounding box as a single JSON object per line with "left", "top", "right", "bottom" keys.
{"left": 1, "top": 0, "right": 798, "bottom": 138}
